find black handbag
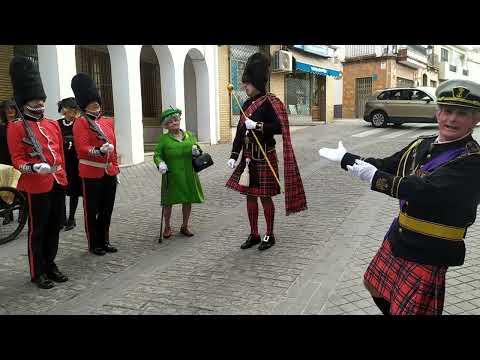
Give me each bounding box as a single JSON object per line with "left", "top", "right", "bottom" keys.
{"left": 192, "top": 150, "right": 214, "bottom": 173}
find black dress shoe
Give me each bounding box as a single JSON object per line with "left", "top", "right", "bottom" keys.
{"left": 64, "top": 219, "right": 76, "bottom": 231}
{"left": 31, "top": 274, "right": 55, "bottom": 289}
{"left": 47, "top": 268, "right": 69, "bottom": 283}
{"left": 258, "top": 235, "right": 276, "bottom": 251}
{"left": 104, "top": 244, "right": 118, "bottom": 253}
{"left": 91, "top": 247, "right": 106, "bottom": 256}
{"left": 240, "top": 234, "right": 261, "bottom": 249}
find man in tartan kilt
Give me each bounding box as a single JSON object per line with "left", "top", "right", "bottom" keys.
{"left": 319, "top": 79, "right": 480, "bottom": 315}
{"left": 226, "top": 52, "right": 307, "bottom": 251}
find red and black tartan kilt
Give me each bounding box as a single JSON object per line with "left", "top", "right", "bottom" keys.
{"left": 226, "top": 149, "right": 281, "bottom": 197}
{"left": 364, "top": 238, "right": 448, "bottom": 315}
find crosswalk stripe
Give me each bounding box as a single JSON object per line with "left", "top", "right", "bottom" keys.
{"left": 352, "top": 129, "right": 387, "bottom": 138}
{"left": 381, "top": 129, "right": 417, "bottom": 139}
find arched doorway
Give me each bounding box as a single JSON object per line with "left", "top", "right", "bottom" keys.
{"left": 140, "top": 46, "right": 162, "bottom": 151}
{"left": 75, "top": 45, "right": 114, "bottom": 116}
{"left": 0, "top": 45, "right": 38, "bottom": 102}
{"left": 423, "top": 74, "right": 428, "bottom": 87}
{"left": 183, "top": 48, "right": 210, "bottom": 143}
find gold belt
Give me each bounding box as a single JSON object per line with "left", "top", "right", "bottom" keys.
{"left": 398, "top": 212, "right": 466, "bottom": 241}
{"left": 79, "top": 159, "right": 112, "bottom": 169}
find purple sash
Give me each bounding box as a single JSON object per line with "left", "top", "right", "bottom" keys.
{"left": 398, "top": 145, "right": 465, "bottom": 210}
{"left": 386, "top": 145, "right": 466, "bottom": 239}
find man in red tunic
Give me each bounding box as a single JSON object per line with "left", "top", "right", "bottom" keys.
{"left": 71, "top": 73, "right": 120, "bottom": 256}
{"left": 226, "top": 52, "right": 307, "bottom": 250}
{"left": 7, "top": 56, "right": 69, "bottom": 289}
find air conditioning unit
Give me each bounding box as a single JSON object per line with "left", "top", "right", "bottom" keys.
{"left": 272, "top": 50, "right": 293, "bottom": 73}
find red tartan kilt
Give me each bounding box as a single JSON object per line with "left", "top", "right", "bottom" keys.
{"left": 226, "top": 149, "right": 281, "bottom": 197}
{"left": 364, "top": 238, "right": 448, "bottom": 315}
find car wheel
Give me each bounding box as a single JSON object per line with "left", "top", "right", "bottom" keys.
{"left": 371, "top": 111, "right": 388, "bottom": 128}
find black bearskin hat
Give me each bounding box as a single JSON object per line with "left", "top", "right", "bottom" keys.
{"left": 57, "top": 97, "right": 79, "bottom": 113}
{"left": 71, "top": 73, "right": 102, "bottom": 110}
{"left": 241, "top": 52, "right": 270, "bottom": 93}
{"left": 9, "top": 56, "right": 46, "bottom": 107}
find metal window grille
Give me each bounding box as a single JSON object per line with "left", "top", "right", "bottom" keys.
{"left": 140, "top": 59, "right": 162, "bottom": 121}
{"left": 396, "top": 77, "right": 414, "bottom": 87}
{"left": 285, "top": 71, "right": 312, "bottom": 116}
{"left": 75, "top": 46, "right": 114, "bottom": 116}
{"left": 229, "top": 45, "right": 269, "bottom": 125}
{"left": 441, "top": 48, "right": 449, "bottom": 62}
{"left": 355, "top": 77, "right": 373, "bottom": 118}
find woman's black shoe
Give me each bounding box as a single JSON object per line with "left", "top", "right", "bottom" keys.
{"left": 258, "top": 235, "right": 276, "bottom": 251}
{"left": 31, "top": 274, "right": 55, "bottom": 289}
{"left": 240, "top": 234, "right": 261, "bottom": 249}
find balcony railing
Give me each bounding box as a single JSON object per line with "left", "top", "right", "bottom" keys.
{"left": 407, "top": 45, "right": 428, "bottom": 56}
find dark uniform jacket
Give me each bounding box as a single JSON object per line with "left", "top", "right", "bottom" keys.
{"left": 0, "top": 123, "right": 12, "bottom": 165}
{"left": 341, "top": 134, "right": 480, "bottom": 267}
{"left": 229, "top": 93, "right": 282, "bottom": 161}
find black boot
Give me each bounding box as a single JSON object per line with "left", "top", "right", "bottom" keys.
{"left": 64, "top": 218, "right": 76, "bottom": 232}
{"left": 258, "top": 235, "right": 276, "bottom": 251}
{"left": 31, "top": 274, "right": 55, "bottom": 289}
{"left": 91, "top": 247, "right": 106, "bottom": 256}
{"left": 47, "top": 265, "right": 69, "bottom": 283}
{"left": 240, "top": 234, "right": 261, "bottom": 249}
{"left": 104, "top": 243, "right": 118, "bottom": 253}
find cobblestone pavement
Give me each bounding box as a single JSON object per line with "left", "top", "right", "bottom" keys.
{"left": 1, "top": 119, "right": 479, "bottom": 315}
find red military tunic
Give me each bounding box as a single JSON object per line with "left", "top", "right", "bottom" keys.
{"left": 72, "top": 115, "right": 120, "bottom": 179}
{"left": 7, "top": 117, "right": 67, "bottom": 194}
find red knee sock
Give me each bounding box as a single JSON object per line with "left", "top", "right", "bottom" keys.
{"left": 261, "top": 197, "right": 275, "bottom": 236}
{"left": 247, "top": 196, "right": 259, "bottom": 236}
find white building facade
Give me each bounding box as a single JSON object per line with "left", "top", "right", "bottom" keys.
{"left": 29, "top": 45, "right": 220, "bottom": 166}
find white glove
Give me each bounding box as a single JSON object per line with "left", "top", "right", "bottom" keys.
{"left": 192, "top": 145, "right": 201, "bottom": 157}
{"left": 227, "top": 158, "right": 236, "bottom": 169}
{"left": 245, "top": 118, "right": 257, "bottom": 130}
{"left": 33, "top": 163, "right": 51, "bottom": 174}
{"left": 100, "top": 142, "right": 114, "bottom": 154}
{"left": 158, "top": 162, "right": 168, "bottom": 174}
{"left": 347, "top": 159, "right": 378, "bottom": 184}
{"left": 319, "top": 141, "right": 347, "bottom": 163}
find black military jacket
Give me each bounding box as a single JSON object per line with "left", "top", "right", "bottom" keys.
{"left": 230, "top": 93, "right": 282, "bottom": 161}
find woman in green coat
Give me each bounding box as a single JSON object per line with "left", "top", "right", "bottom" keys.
{"left": 153, "top": 108, "right": 204, "bottom": 239}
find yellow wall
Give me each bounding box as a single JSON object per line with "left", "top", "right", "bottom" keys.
{"left": 0, "top": 46, "right": 14, "bottom": 102}
{"left": 218, "top": 45, "right": 231, "bottom": 143}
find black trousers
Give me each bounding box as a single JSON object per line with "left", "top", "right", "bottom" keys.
{"left": 81, "top": 175, "right": 117, "bottom": 250}
{"left": 25, "top": 183, "right": 66, "bottom": 280}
